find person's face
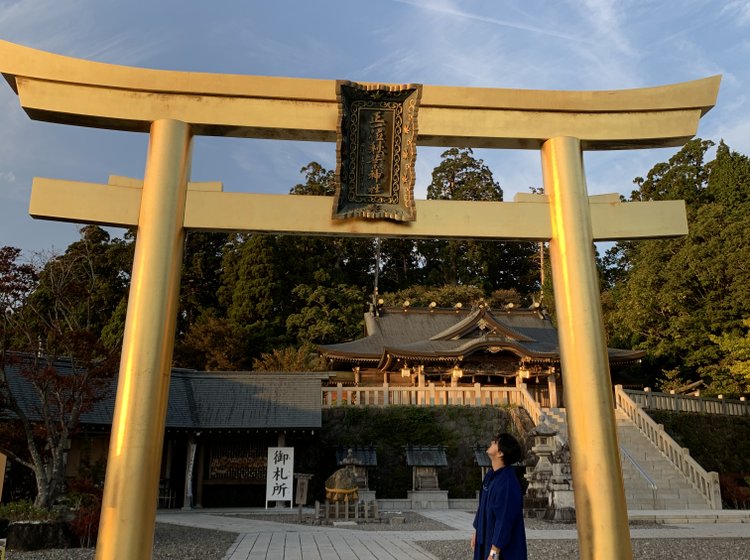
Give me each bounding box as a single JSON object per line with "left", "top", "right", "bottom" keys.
{"left": 486, "top": 439, "right": 504, "bottom": 463}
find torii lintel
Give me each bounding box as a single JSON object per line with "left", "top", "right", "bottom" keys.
{"left": 29, "top": 176, "right": 687, "bottom": 241}
{"left": 0, "top": 39, "right": 719, "bottom": 150}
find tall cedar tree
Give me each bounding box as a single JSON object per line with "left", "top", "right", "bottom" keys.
{"left": 419, "top": 148, "right": 539, "bottom": 294}
{"left": 172, "top": 231, "right": 230, "bottom": 368}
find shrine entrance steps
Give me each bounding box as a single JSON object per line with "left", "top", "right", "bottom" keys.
{"left": 541, "top": 407, "right": 712, "bottom": 510}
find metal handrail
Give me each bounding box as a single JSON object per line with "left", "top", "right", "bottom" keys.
{"left": 619, "top": 444, "right": 658, "bottom": 508}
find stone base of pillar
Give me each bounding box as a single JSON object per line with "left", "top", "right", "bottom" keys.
{"left": 408, "top": 490, "right": 449, "bottom": 509}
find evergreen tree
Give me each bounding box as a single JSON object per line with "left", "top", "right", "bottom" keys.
{"left": 179, "top": 162, "right": 376, "bottom": 369}
{"left": 219, "top": 234, "right": 291, "bottom": 366}
{"left": 376, "top": 238, "right": 424, "bottom": 293}
{"left": 172, "top": 231, "right": 230, "bottom": 368}
{"left": 603, "top": 139, "right": 750, "bottom": 393}
{"left": 419, "top": 148, "right": 538, "bottom": 296}
{"left": 707, "top": 319, "right": 750, "bottom": 396}
{"left": 285, "top": 271, "right": 366, "bottom": 344}
{"left": 285, "top": 162, "right": 375, "bottom": 290}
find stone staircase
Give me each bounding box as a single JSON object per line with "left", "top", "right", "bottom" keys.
{"left": 541, "top": 407, "right": 711, "bottom": 510}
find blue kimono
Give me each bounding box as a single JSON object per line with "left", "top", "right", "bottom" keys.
{"left": 472, "top": 465, "right": 527, "bottom": 560}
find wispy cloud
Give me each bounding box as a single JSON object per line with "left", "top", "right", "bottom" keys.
{"left": 577, "top": 0, "right": 635, "bottom": 57}
{"left": 0, "top": 1, "right": 172, "bottom": 67}
{"left": 74, "top": 33, "right": 172, "bottom": 67}
{"left": 0, "top": 170, "right": 16, "bottom": 184}
{"left": 0, "top": 0, "right": 746, "bottom": 254}
{"left": 386, "top": 0, "right": 644, "bottom": 91}
{"left": 721, "top": 0, "right": 750, "bottom": 25}
{"left": 0, "top": 0, "right": 92, "bottom": 51}
{"left": 705, "top": 105, "right": 750, "bottom": 155}
{"left": 219, "top": 139, "right": 336, "bottom": 194}
{"left": 392, "top": 0, "right": 584, "bottom": 42}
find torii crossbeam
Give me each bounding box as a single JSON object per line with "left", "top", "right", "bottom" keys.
{"left": 0, "top": 40, "right": 719, "bottom": 560}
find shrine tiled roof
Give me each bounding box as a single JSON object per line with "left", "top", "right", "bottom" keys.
{"left": 2, "top": 354, "right": 325, "bottom": 430}
{"left": 404, "top": 444, "right": 449, "bottom": 467}
{"left": 473, "top": 445, "right": 492, "bottom": 467}
{"left": 167, "top": 371, "right": 324, "bottom": 429}
{"left": 336, "top": 445, "right": 378, "bottom": 466}
{"left": 318, "top": 305, "right": 644, "bottom": 366}
{"left": 319, "top": 308, "right": 468, "bottom": 362}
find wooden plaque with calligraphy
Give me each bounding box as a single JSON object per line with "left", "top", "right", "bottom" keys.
{"left": 333, "top": 81, "right": 422, "bottom": 222}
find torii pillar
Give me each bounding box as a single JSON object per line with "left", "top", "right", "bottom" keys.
{"left": 0, "top": 40, "right": 720, "bottom": 560}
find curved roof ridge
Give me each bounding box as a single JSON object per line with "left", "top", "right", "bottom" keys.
{"left": 430, "top": 307, "right": 535, "bottom": 342}
{"left": 429, "top": 307, "right": 483, "bottom": 340}
{"left": 383, "top": 338, "right": 556, "bottom": 362}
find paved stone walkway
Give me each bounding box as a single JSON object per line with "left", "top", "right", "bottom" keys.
{"left": 155, "top": 509, "right": 750, "bottom": 560}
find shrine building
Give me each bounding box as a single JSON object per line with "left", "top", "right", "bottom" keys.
{"left": 318, "top": 303, "right": 644, "bottom": 408}
{"left": 2, "top": 354, "right": 325, "bottom": 509}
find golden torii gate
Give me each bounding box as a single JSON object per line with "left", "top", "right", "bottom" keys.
{"left": 0, "top": 40, "right": 719, "bottom": 560}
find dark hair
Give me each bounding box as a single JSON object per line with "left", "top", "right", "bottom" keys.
{"left": 495, "top": 432, "right": 522, "bottom": 465}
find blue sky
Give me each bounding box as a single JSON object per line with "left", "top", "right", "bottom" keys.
{"left": 1, "top": 0, "right": 749, "bottom": 255}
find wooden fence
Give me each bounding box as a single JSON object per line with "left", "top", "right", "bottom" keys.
{"left": 321, "top": 382, "right": 549, "bottom": 426}
{"left": 322, "top": 382, "right": 526, "bottom": 408}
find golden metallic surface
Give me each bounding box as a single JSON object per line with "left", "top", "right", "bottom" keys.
{"left": 0, "top": 453, "right": 6, "bottom": 501}
{"left": 107, "top": 175, "right": 223, "bottom": 192}
{"left": 29, "top": 178, "right": 688, "bottom": 241}
{"left": 0, "top": 40, "right": 719, "bottom": 149}
{"left": 94, "top": 120, "right": 191, "bottom": 560}
{"left": 542, "top": 136, "right": 633, "bottom": 560}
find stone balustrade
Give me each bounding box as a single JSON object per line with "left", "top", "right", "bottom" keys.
{"left": 614, "top": 385, "right": 722, "bottom": 509}
{"left": 625, "top": 388, "right": 748, "bottom": 416}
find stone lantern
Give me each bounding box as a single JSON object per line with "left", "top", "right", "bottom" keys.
{"left": 524, "top": 423, "right": 557, "bottom": 516}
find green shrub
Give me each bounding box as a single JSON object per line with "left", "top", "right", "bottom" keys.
{"left": 0, "top": 500, "right": 59, "bottom": 522}
{"left": 646, "top": 411, "right": 750, "bottom": 473}
{"left": 647, "top": 410, "right": 750, "bottom": 509}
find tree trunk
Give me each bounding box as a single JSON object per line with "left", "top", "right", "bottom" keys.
{"left": 33, "top": 472, "right": 50, "bottom": 509}
{"left": 31, "top": 451, "right": 65, "bottom": 509}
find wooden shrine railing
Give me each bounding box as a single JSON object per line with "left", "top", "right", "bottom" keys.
{"left": 321, "top": 382, "right": 523, "bottom": 408}
{"left": 614, "top": 385, "right": 722, "bottom": 509}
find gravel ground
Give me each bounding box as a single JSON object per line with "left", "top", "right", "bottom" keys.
{"left": 418, "top": 538, "right": 750, "bottom": 560}
{"left": 419, "top": 518, "right": 750, "bottom": 560}
{"left": 5, "top": 516, "right": 748, "bottom": 560}
{"left": 4, "top": 523, "right": 238, "bottom": 560}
